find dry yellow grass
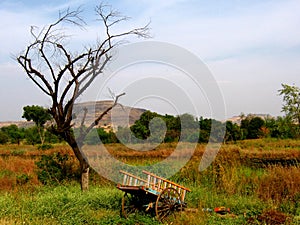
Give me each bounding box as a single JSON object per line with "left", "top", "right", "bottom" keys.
{"left": 257, "top": 165, "right": 300, "bottom": 203}
{"left": 0, "top": 140, "right": 299, "bottom": 195}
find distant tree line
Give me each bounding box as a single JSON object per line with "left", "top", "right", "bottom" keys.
{"left": 0, "top": 110, "right": 298, "bottom": 146}
{"left": 0, "top": 83, "right": 298, "bottom": 146}
{"left": 0, "top": 124, "right": 61, "bottom": 145}
{"left": 114, "top": 111, "right": 299, "bottom": 145}
{"left": 81, "top": 110, "right": 300, "bottom": 144}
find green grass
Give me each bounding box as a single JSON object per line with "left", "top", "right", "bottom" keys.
{"left": 0, "top": 139, "right": 299, "bottom": 224}
{"left": 0, "top": 183, "right": 273, "bottom": 225}
{"left": 0, "top": 184, "right": 164, "bottom": 225}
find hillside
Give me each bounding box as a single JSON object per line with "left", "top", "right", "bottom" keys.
{"left": 0, "top": 120, "right": 34, "bottom": 128}
{"left": 72, "top": 100, "right": 146, "bottom": 129}
{"left": 0, "top": 101, "right": 146, "bottom": 130}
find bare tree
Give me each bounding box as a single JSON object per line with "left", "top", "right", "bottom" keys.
{"left": 17, "top": 3, "right": 150, "bottom": 191}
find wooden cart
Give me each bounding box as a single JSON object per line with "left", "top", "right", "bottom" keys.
{"left": 117, "top": 170, "right": 191, "bottom": 223}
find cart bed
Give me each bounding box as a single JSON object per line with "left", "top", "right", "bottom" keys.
{"left": 117, "top": 170, "right": 191, "bottom": 202}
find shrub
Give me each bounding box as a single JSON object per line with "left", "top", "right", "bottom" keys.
{"left": 10, "top": 149, "right": 25, "bottom": 156}
{"left": 37, "top": 143, "right": 53, "bottom": 150}
{"left": 35, "top": 153, "right": 79, "bottom": 185}
{"left": 0, "top": 131, "right": 9, "bottom": 144}
{"left": 16, "top": 174, "right": 31, "bottom": 185}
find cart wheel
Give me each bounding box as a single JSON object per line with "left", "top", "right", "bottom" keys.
{"left": 155, "top": 187, "right": 183, "bottom": 223}
{"left": 121, "top": 193, "right": 139, "bottom": 218}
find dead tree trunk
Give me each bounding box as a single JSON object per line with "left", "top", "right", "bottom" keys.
{"left": 63, "top": 129, "right": 90, "bottom": 191}
{"left": 17, "top": 3, "right": 150, "bottom": 191}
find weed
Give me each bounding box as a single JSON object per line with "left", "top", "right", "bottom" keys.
{"left": 16, "top": 174, "right": 31, "bottom": 185}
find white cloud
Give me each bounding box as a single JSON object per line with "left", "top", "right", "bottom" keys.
{"left": 146, "top": 0, "right": 300, "bottom": 60}
{"left": 0, "top": 0, "right": 300, "bottom": 120}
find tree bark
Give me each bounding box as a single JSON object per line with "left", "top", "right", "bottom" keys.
{"left": 37, "top": 126, "right": 45, "bottom": 145}
{"left": 63, "top": 130, "right": 90, "bottom": 191}
{"left": 81, "top": 160, "right": 89, "bottom": 191}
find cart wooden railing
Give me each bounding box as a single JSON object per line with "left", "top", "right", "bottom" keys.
{"left": 119, "top": 170, "right": 191, "bottom": 202}
{"left": 119, "top": 170, "right": 147, "bottom": 187}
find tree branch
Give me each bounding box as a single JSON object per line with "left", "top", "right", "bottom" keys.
{"left": 18, "top": 2, "right": 150, "bottom": 148}
{"left": 17, "top": 55, "right": 53, "bottom": 96}
{"left": 82, "top": 92, "right": 125, "bottom": 137}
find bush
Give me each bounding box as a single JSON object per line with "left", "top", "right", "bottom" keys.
{"left": 24, "top": 126, "right": 40, "bottom": 145}
{"left": 0, "top": 131, "right": 9, "bottom": 144}
{"left": 10, "top": 149, "right": 25, "bottom": 156}
{"left": 44, "top": 130, "right": 62, "bottom": 143}
{"left": 37, "top": 144, "right": 53, "bottom": 150}
{"left": 35, "top": 153, "right": 79, "bottom": 185}
{"left": 16, "top": 174, "right": 31, "bottom": 185}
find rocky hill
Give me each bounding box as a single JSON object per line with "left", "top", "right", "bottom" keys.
{"left": 72, "top": 101, "right": 146, "bottom": 129}
{"left": 0, "top": 121, "right": 35, "bottom": 128}
{"left": 0, "top": 101, "right": 146, "bottom": 130}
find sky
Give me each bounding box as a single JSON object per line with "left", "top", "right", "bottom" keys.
{"left": 0, "top": 0, "right": 300, "bottom": 121}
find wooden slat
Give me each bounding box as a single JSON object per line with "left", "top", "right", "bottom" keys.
{"left": 122, "top": 174, "right": 127, "bottom": 185}
{"left": 181, "top": 190, "right": 186, "bottom": 202}
{"left": 119, "top": 170, "right": 147, "bottom": 186}
{"left": 142, "top": 170, "right": 191, "bottom": 192}
{"left": 119, "top": 170, "right": 190, "bottom": 202}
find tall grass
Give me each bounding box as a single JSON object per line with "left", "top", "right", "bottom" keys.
{"left": 0, "top": 139, "right": 299, "bottom": 224}
{"left": 0, "top": 185, "right": 116, "bottom": 224}
{"left": 257, "top": 165, "right": 300, "bottom": 217}
{"left": 0, "top": 183, "right": 266, "bottom": 225}
{"left": 0, "top": 156, "right": 38, "bottom": 191}
{"left": 0, "top": 184, "right": 165, "bottom": 225}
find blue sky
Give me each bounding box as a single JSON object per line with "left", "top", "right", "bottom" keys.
{"left": 0, "top": 0, "right": 300, "bottom": 121}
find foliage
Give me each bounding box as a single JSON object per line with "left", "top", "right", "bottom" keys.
{"left": 131, "top": 111, "right": 162, "bottom": 141}
{"left": 0, "top": 131, "right": 9, "bottom": 144}
{"left": 0, "top": 124, "right": 24, "bottom": 144}
{"left": 278, "top": 83, "right": 300, "bottom": 124}
{"left": 23, "top": 126, "right": 60, "bottom": 146}
{"left": 247, "top": 117, "right": 265, "bottom": 139}
{"left": 240, "top": 116, "right": 265, "bottom": 139}
{"left": 24, "top": 126, "right": 40, "bottom": 145}
{"left": 225, "top": 121, "right": 241, "bottom": 142}
{"left": 114, "top": 110, "right": 299, "bottom": 146}
{"left": 258, "top": 116, "right": 299, "bottom": 139}
{"left": 116, "top": 126, "right": 131, "bottom": 143}
{"left": 22, "top": 105, "right": 52, "bottom": 145}
{"left": 16, "top": 174, "right": 31, "bottom": 185}
{"left": 0, "top": 110, "right": 299, "bottom": 148}
{"left": 82, "top": 128, "right": 118, "bottom": 145}
{"left": 45, "top": 130, "right": 62, "bottom": 143}
{"left": 35, "top": 153, "right": 79, "bottom": 185}
{"left": 0, "top": 140, "right": 299, "bottom": 223}
{"left": 98, "top": 128, "right": 117, "bottom": 144}
{"left": 37, "top": 144, "right": 53, "bottom": 150}
{"left": 22, "top": 105, "right": 52, "bottom": 128}
{"left": 128, "top": 111, "right": 201, "bottom": 144}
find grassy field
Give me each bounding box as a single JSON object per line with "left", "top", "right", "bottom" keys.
{"left": 0, "top": 139, "right": 299, "bottom": 224}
